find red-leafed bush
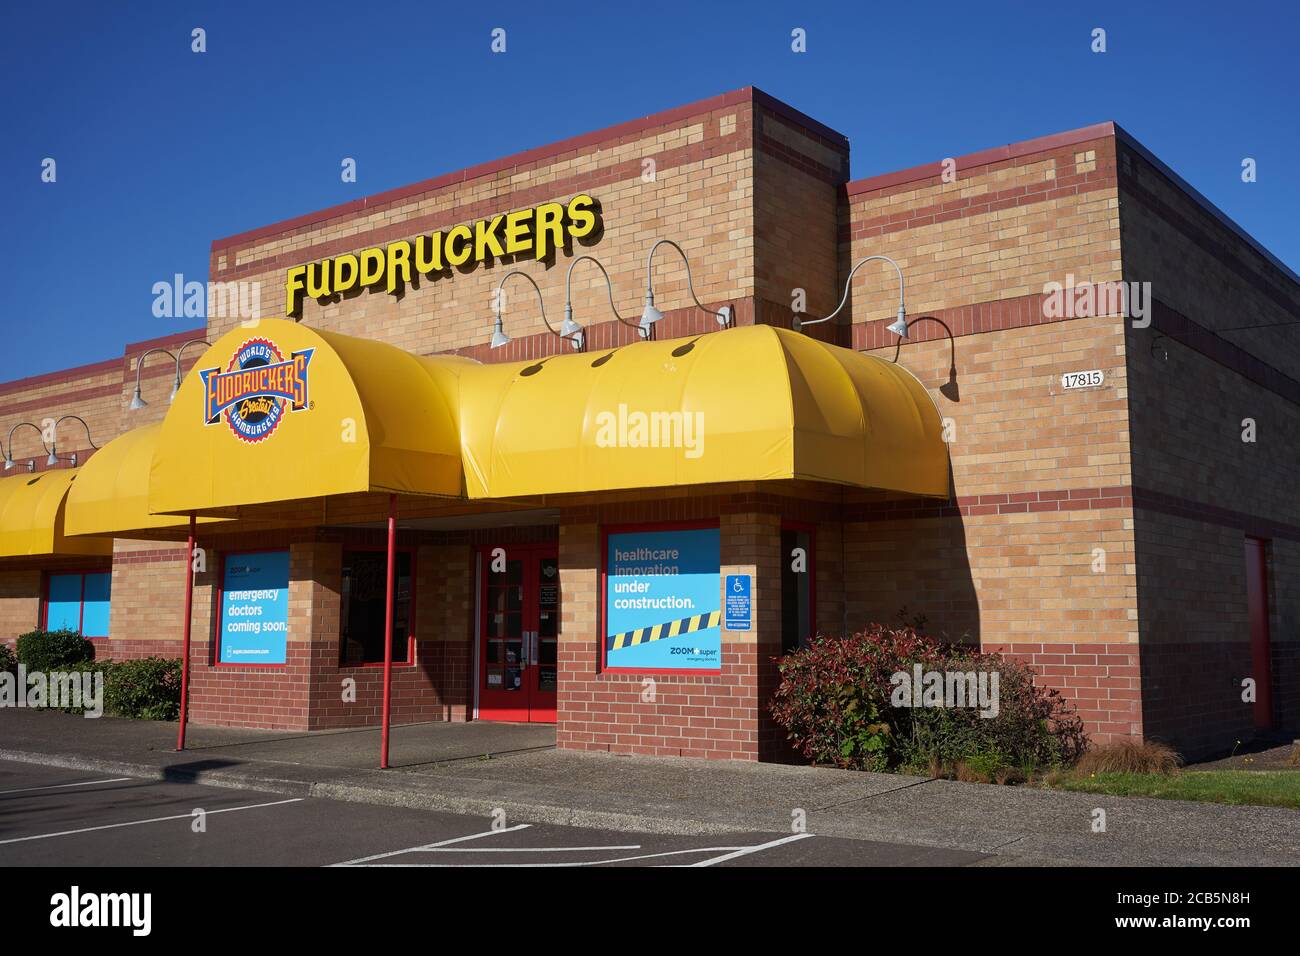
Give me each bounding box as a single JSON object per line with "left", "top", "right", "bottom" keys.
{"left": 770, "top": 624, "right": 1087, "bottom": 777}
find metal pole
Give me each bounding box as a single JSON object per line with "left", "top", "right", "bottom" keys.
{"left": 380, "top": 494, "right": 397, "bottom": 769}
{"left": 176, "top": 512, "right": 196, "bottom": 751}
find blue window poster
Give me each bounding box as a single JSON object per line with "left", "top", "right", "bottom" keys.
{"left": 605, "top": 527, "right": 721, "bottom": 671}
{"left": 220, "top": 550, "right": 290, "bottom": 664}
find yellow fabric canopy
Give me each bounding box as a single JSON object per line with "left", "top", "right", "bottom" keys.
{"left": 64, "top": 424, "right": 229, "bottom": 537}
{"left": 69, "top": 319, "right": 946, "bottom": 529}
{"left": 457, "top": 324, "right": 950, "bottom": 498}
{"left": 0, "top": 468, "right": 111, "bottom": 558}
{"left": 149, "top": 319, "right": 468, "bottom": 515}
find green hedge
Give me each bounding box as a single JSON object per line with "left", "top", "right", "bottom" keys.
{"left": 102, "top": 657, "right": 181, "bottom": 721}
{"left": 7, "top": 632, "right": 179, "bottom": 720}
{"left": 770, "top": 623, "right": 1088, "bottom": 779}
{"left": 15, "top": 629, "right": 95, "bottom": 671}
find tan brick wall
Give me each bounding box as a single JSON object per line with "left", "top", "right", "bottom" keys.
{"left": 210, "top": 101, "right": 759, "bottom": 359}
{"left": 0, "top": 569, "right": 41, "bottom": 644}
{"left": 844, "top": 136, "right": 1121, "bottom": 324}
{"left": 1117, "top": 140, "right": 1300, "bottom": 755}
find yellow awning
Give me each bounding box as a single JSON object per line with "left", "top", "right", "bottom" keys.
{"left": 457, "top": 324, "right": 950, "bottom": 498}
{"left": 74, "top": 319, "right": 944, "bottom": 530}
{"left": 149, "top": 319, "right": 470, "bottom": 515}
{"left": 64, "top": 424, "right": 229, "bottom": 537}
{"left": 0, "top": 468, "right": 112, "bottom": 558}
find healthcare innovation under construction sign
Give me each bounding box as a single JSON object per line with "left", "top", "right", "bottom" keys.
{"left": 603, "top": 526, "right": 721, "bottom": 672}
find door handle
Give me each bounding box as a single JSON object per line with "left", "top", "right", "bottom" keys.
{"left": 529, "top": 631, "right": 539, "bottom": 666}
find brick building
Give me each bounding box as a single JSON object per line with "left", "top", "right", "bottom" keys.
{"left": 1, "top": 87, "right": 1295, "bottom": 762}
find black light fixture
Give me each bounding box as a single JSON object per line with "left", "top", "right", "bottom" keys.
{"left": 170, "top": 339, "right": 211, "bottom": 401}
{"left": 2, "top": 421, "right": 46, "bottom": 472}
{"left": 490, "top": 270, "right": 584, "bottom": 351}
{"left": 129, "top": 346, "right": 177, "bottom": 410}
{"left": 45, "top": 415, "right": 98, "bottom": 468}
{"left": 641, "top": 239, "right": 732, "bottom": 337}
{"left": 795, "top": 254, "right": 908, "bottom": 337}
{"left": 564, "top": 254, "right": 644, "bottom": 342}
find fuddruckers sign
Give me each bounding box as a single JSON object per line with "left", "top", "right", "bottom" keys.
{"left": 284, "top": 194, "right": 600, "bottom": 317}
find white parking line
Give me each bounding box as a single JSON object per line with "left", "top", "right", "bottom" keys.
{"left": 424, "top": 844, "right": 641, "bottom": 853}
{"left": 345, "top": 835, "right": 817, "bottom": 867}
{"left": 0, "top": 777, "right": 133, "bottom": 795}
{"left": 0, "top": 798, "right": 303, "bottom": 845}
{"left": 687, "top": 832, "right": 814, "bottom": 866}
{"left": 330, "top": 823, "right": 532, "bottom": 866}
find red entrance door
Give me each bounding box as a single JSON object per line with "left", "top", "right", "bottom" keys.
{"left": 478, "top": 545, "right": 559, "bottom": 723}
{"left": 1245, "top": 537, "right": 1273, "bottom": 730}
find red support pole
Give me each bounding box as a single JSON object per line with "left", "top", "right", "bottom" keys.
{"left": 380, "top": 494, "right": 397, "bottom": 769}
{"left": 176, "top": 512, "right": 196, "bottom": 752}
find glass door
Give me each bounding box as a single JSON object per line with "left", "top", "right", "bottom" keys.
{"left": 478, "top": 546, "right": 558, "bottom": 723}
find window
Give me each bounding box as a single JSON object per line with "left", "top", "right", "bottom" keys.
{"left": 44, "top": 571, "right": 112, "bottom": 638}
{"left": 780, "top": 526, "right": 813, "bottom": 654}
{"left": 339, "top": 549, "right": 413, "bottom": 666}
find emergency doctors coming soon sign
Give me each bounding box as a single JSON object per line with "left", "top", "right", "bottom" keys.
{"left": 219, "top": 551, "right": 290, "bottom": 665}
{"left": 604, "top": 527, "right": 721, "bottom": 672}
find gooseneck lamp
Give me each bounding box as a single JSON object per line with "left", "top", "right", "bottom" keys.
{"left": 795, "top": 254, "right": 908, "bottom": 338}
{"left": 564, "top": 255, "right": 644, "bottom": 342}
{"left": 641, "top": 239, "right": 732, "bottom": 338}
{"left": 2, "top": 421, "right": 48, "bottom": 472}
{"left": 46, "top": 415, "right": 98, "bottom": 468}
{"left": 170, "top": 339, "right": 211, "bottom": 402}
{"left": 490, "top": 270, "right": 584, "bottom": 351}
{"left": 129, "top": 346, "right": 178, "bottom": 410}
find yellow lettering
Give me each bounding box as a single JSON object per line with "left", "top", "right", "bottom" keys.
{"left": 386, "top": 240, "right": 412, "bottom": 293}
{"left": 534, "top": 202, "right": 564, "bottom": 261}
{"left": 359, "top": 247, "right": 385, "bottom": 287}
{"left": 333, "top": 254, "right": 359, "bottom": 293}
{"left": 475, "top": 215, "right": 505, "bottom": 262}
{"left": 285, "top": 265, "right": 307, "bottom": 317}
{"left": 445, "top": 225, "right": 473, "bottom": 267}
{"left": 504, "top": 210, "right": 532, "bottom": 256}
{"left": 306, "top": 261, "right": 331, "bottom": 299}
{"left": 414, "top": 233, "right": 444, "bottom": 274}
{"left": 567, "top": 194, "right": 597, "bottom": 239}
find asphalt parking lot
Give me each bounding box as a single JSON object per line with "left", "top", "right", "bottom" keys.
{"left": 0, "top": 759, "right": 988, "bottom": 867}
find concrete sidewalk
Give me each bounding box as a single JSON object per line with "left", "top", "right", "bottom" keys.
{"left": 3, "top": 709, "right": 1299, "bottom": 866}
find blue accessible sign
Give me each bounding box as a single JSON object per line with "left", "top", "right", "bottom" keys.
{"left": 219, "top": 550, "right": 290, "bottom": 664}
{"left": 724, "top": 574, "right": 751, "bottom": 631}
{"left": 605, "top": 527, "right": 721, "bottom": 671}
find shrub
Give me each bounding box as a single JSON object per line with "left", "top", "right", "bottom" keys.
{"left": 770, "top": 624, "right": 1088, "bottom": 778}
{"left": 1074, "top": 738, "right": 1181, "bottom": 775}
{"left": 15, "top": 629, "right": 95, "bottom": 672}
{"left": 0, "top": 642, "right": 15, "bottom": 674}
{"left": 102, "top": 657, "right": 181, "bottom": 721}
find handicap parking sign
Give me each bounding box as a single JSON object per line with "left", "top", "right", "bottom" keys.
{"left": 724, "top": 574, "right": 751, "bottom": 631}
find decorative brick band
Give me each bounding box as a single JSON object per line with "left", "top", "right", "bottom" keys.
{"left": 1121, "top": 154, "right": 1300, "bottom": 318}
{"left": 844, "top": 123, "right": 1117, "bottom": 197}
{"left": 845, "top": 155, "right": 1117, "bottom": 243}
{"left": 216, "top": 127, "right": 749, "bottom": 282}
{"left": 112, "top": 548, "right": 188, "bottom": 566}
{"left": 848, "top": 486, "right": 1132, "bottom": 522}
{"left": 1132, "top": 487, "right": 1300, "bottom": 542}
{"left": 852, "top": 481, "right": 1300, "bottom": 543}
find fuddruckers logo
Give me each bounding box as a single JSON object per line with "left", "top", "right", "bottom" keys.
{"left": 199, "top": 338, "right": 314, "bottom": 443}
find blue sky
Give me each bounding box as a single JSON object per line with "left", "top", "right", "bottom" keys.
{"left": 1, "top": 0, "right": 1296, "bottom": 381}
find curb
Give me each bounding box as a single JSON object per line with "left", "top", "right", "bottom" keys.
{"left": 0, "top": 747, "right": 743, "bottom": 836}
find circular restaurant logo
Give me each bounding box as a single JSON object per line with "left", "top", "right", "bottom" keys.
{"left": 200, "top": 338, "right": 315, "bottom": 444}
